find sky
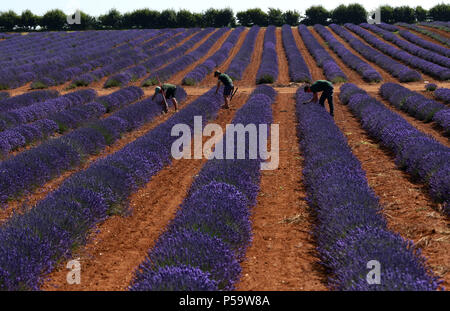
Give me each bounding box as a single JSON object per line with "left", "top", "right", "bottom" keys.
{"left": 1, "top": 0, "right": 446, "bottom": 16}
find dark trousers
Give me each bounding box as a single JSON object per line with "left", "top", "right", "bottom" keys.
{"left": 319, "top": 88, "right": 334, "bottom": 116}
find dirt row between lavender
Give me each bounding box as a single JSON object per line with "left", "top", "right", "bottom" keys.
{"left": 236, "top": 91, "right": 327, "bottom": 291}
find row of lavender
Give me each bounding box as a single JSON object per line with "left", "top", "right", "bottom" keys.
{"left": 314, "top": 24, "right": 382, "bottom": 82}
{"left": 380, "top": 83, "right": 450, "bottom": 135}
{"left": 0, "top": 89, "right": 97, "bottom": 132}
{"left": 360, "top": 23, "right": 450, "bottom": 70}
{"left": 0, "top": 85, "right": 229, "bottom": 290}
{"left": 0, "top": 86, "right": 149, "bottom": 205}
{"left": 392, "top": 26, "right": 450, "bottom": 58}
{"left": 103, "top": 29, "right": 191, "bottom": 88}
{"left": 226, "top": 26, "right": 260, "bottom": 80}
{"left": 280, "top": 25, "right": 312, "bottom": 83}
{"left": 329, "top": 24, "right": 422, "bottom": 82}
{"left": 296, "top": 88, "right": 441, "bottom": 290}
{"left": 33, "top": 30, "right": 161, "bottom": 88}
{"left": 298, "top": 25, "right": 347, "bottom": 83}
{"left": 339, "top": 84, "right": 449, "bottom": 216}
{"left": 146, "top": 28, "right": 230, "bottom": 84}
{"left": 0, "top": 30, "right": 155, "bottom": 89}
{"left": 0, "top": 86, "right": 156, "bottom": 158}
{"left": 346, "top": 23, "right": 450, "bottom": 80}
{"left": 182, "top": 27, "right": 245, "bottom": 85}
{"left": 434, "top": 88, "right": 450, "bottom": 104}
{"left": 256, "top": 26, "right": 279, "bottom": 84}
{"left": 397, "top": 23, "right": 450, "bottom": 47}
{"left": 0, "top": 89, "right": 98, "bottom": 157}
{"left": 72, "top": 29, "right": 187, "bottom": 88}
{"left": 142, "top": 28, "right": 216, "bottom": 85}
{"left": 130, "top": 85, "right": 277, "bottom": 291}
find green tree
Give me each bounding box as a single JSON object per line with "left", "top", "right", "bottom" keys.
{"left": 393, "top": 6, "right": 415, "bottom": 23}
{"left": 414, "top": 6, "right": 428, "bottom": 22}
{"left": 331, "top": 3, "right": 367, "bottom": 24}
{"left": 237, "top": 8, "right": 268, "bottom": 26}
{"left": 429, "top": 3, "right": 450, "bottom": 21}
{"left": 380, "top": 5, "right": 395, "bottom": 24}
{"left": 177, "top": 9, "right": 196, "bottom": 28}
{"left": 129, "top": 9, "right": 160, "bottom": 29}
{"left": 99, "top": 9, "right": 122, "bottom": 29}
{"left": 303, "top": 6, "right": 329, "bottom": 25}
{"left": 283, "top": 10, "right": 300, "bottom": 26}
{"left": 268, "top": 8, "right": 284, "bottom": 26}
{"left": 41, "top": 9, "right": 67, "bottom": 30}
{"left": 0, "top": 10, "right": 20, "bottom": 31}
{"left": 159, "top": 9, "right": 177, "bottom": 28}
{"left": 19, "top": 10, "right": 38, "bottom": 30}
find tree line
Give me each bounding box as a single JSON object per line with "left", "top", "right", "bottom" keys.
{"left": 0, "top": 4, "right": 449, "bottom": 32}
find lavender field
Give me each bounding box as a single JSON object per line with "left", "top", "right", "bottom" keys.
{"left": 0, "top": 21, "right": 449, "bottom": 292}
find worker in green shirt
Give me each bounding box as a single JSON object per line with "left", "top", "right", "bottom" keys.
{"left": 304, "top": 80, "right": 334, "bottom": 117}
{"left": 152, "top": 83, "right": 179, "bottom": 113}
{"left": 214, "top": 71, "right": 234, "bottom": 109}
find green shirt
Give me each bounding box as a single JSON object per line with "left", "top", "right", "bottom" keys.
{"left": 218, "top": 73, "right": 233, "bottom": 87}
{"left": 161, "top": 83, "right": 177, "bottom": 93}
{"left": 310, "top": 80, "right": 333, "bottom": 93}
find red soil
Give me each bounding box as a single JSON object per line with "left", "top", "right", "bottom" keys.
{"left": 291, "top": 27, "right": 326, "bottom": 81}
{"left": 274, "top": 27, "right": 291, "bottom": 85}
{"left": 236, "top": 90, "right": 327, "bottom": 291}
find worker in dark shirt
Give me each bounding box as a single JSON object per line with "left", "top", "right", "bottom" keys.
{"left": 304, "top": 80, "right": 334, "bottom": 117}
{"left": 152, "top": 83, "right": 179, "bottom": 113}
{"left": 214, "top": 71, "right": 234, "bottom": 109}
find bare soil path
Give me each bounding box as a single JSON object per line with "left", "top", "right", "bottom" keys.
{"left": 275, "top": 27, "right": 291, "bottom": 85}
{"left": 291, "top": 27, "right": 326, "bottom": 81}
{"left": 309, "top": 27, "right": 365, "bottom": 85}
{"left": 236, "top": 92, "right": 327, "bottom": 291}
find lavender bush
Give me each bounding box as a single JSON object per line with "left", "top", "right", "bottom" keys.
{"left": 329, "top": 24, "right": 421, "bottom": 82}
{"left": 380, "top": 83, "right": 449, "bottom": 132}
{"left": 348, "top": 24, "right": 450, "bottom": 80}
{"left": 314, "top": 24, "right": 382, "bottom": 82}
{"left": 434, "top": 88, "right": 450, "bottom": 104}
{"left": 0, "top": 89, "right": 97, "bottom": 132}
{"left": 226, "top": 26, "right": 260, "bottom": 80}
{"left": 297, "top": 87, "right": 442, "bottom": 290}
{"left": 146, "top": 28, "right": 229, "bottom": 85}
{"left": 341, "top": 83, "right": 450, "bottom": 216}
{"left": 298, "top": 25, "right": 347, "bottom": 83}
{"left": 360, "top": 23, "right": 450, "bottom": 74}
{"left": 396, "top": 23, "right": 449, "bottom": 47}
{"left": 0, "top": 90, "right": 59, "bottom": 113}
{"left": 182, "top": 27, "right": 245, "bottom": 85}
{"left": 256, "top": 26, "right": 279, "bottom": 84}
{"left": 397, "top": 29, "right": 450, "bottom": 58}
{"left": 280, "top": 25, "right": 312, "bottom": 83}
